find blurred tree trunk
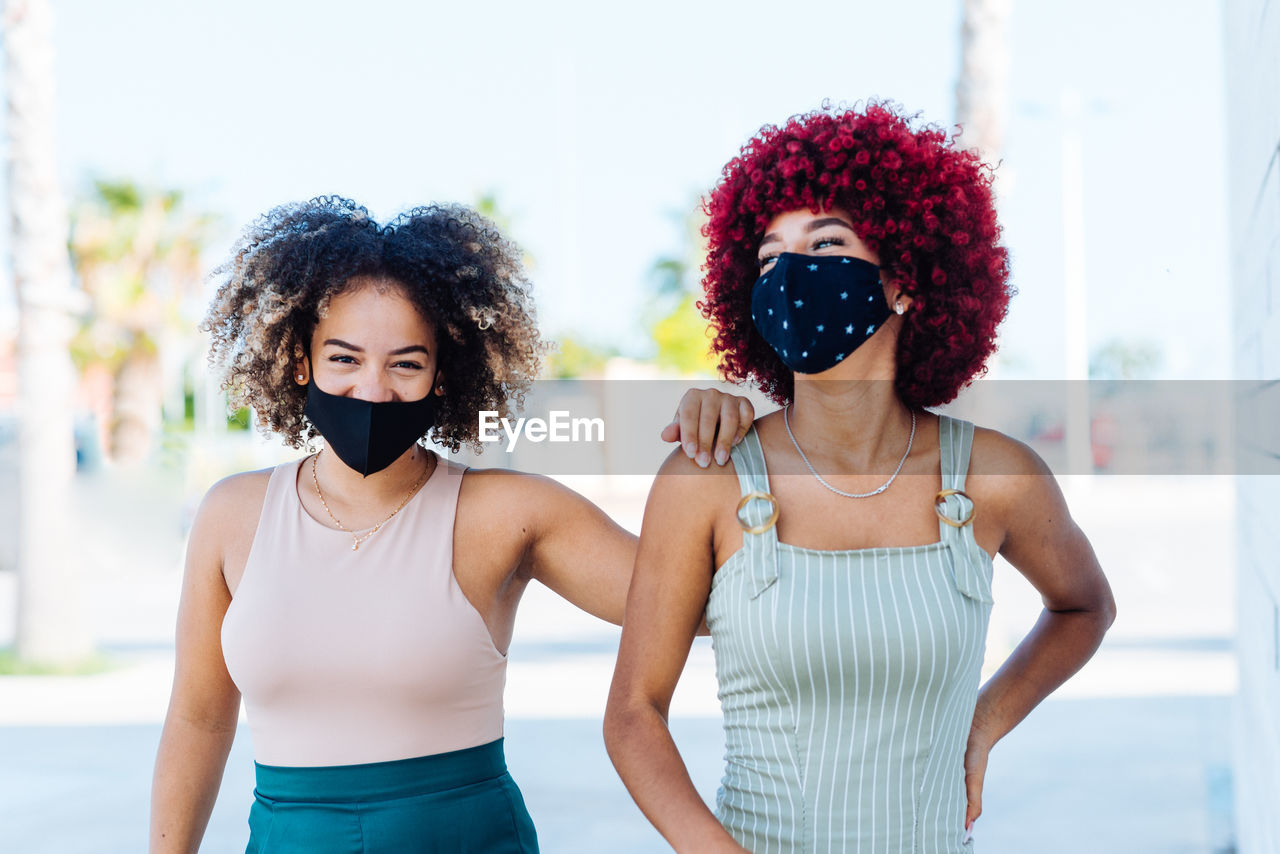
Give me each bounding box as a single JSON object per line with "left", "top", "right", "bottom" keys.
{"left": 954, "top": 0, "right": 1011, "bottom": 161}
{"left": 110, "top": 346, "right": 162, "bottom": 463}
{"left": 4, "top": 0, "right": 91, "bottom": 662}
{"left": 955, "top": 0, "right": 1014, "bottom": 656}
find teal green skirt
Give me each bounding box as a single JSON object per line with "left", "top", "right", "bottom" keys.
{"left": 245, "top": 738, "right": 538, "bottom": 853}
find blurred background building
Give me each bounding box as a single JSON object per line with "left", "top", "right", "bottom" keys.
{"left": 1224, "top": 1, "right": 1280, "bottom": 851}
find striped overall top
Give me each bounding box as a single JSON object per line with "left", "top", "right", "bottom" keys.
{"left": 705, "top": 415, "right": 993, "bottom": 853}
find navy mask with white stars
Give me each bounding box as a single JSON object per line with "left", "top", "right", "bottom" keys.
{"left": 750, "top": 252, "right": 891, "bottom": 374}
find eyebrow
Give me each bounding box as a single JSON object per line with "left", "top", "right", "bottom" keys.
{"left": 759, "top": 217, "right": 856, "bottom": 247}
{"left": 322, "top": 338, "right": 430, "bottom": 356}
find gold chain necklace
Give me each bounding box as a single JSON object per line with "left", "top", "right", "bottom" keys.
{"left": 311, "top": 450, "right": 432, "bottom": 551}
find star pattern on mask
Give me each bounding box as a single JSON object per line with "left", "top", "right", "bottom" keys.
{"left": 755, "top": 256, "right": 887, "bottom": 368}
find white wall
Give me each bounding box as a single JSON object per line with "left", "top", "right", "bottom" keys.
{"left": 1224, "top": 1, "right": 1280, "bottom": 851}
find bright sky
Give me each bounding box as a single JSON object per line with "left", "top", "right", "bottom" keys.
{"left": 1, "top": 0, "right": 1230, "bottom": 379}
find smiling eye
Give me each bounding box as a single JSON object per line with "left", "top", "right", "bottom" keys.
{"left": 758, "top": 254, "right": 779, "bottom": 270}
{"left": 813, "top": 236, "right": 847, "bottom": 251}
{"left": 392, "top": 360, "right": 424, "bottom": 370}
{"left": 328, "top": 354, "right": 357, "bottom": 364}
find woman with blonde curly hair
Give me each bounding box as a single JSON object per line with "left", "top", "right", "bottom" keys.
{"left": 605, "top": 103, "right": 1116, "bottom": 852}
{"left": 149, "top": 197, "right": 754, "bottom": 854}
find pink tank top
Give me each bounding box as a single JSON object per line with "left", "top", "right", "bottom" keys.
{"left": 221, "top": 455, "right": 506, "bottom": 767}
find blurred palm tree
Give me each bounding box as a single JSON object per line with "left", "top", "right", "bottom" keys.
{"left": 542, "top": 334, "right": 618, "bottom": 378}
{"left": 69, "top": 180, "right": 216, "bottom": 463}
{"left": 645, "top": 204, "right": 719, "bottom": 377}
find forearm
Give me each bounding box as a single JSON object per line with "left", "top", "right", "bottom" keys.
{"left": 149, "top": 715, "right": 237, "bottom": 853}
{"left": 973, "top": 606, "right": 1113, "bottom": 748}
{"left": 604, "top": 701, "right": 747, "bottom": 854}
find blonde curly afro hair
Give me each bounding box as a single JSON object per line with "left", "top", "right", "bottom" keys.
{"left": 202, "top": 196, "right": 544, "bottom": 452}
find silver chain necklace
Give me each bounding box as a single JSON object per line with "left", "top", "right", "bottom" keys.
{"left": 783, "top": 405, "right": 916, "bottom": 499}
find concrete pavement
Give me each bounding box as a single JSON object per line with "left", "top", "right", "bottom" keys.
{"left": 0, "top": 469, "right": 1242, "bottom": 852}
{"left": 0, "top": 678, "right": 1236, "bottom": 853}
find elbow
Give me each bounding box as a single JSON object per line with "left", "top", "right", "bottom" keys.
{"left": 1095, "top": 572, "right": 1117, "bottom": 631}
{"left": 1100, "top": 590, "right": 1117, "bottom": 632}
{"left": 602, "top": 695, "right": 634, "bottom": 757}
{"left": 602, "top": 692, "right": 660, "bottom": 765}
{"left": 1080, "top": 570, "right": 1117, "bottom": 634}
{"left": 602, "top": 704, "right": 630, "bottom": 768}
{"left": 1083, "top": 585, "right": 1117, "bottom": 637}
{"left": 602, "top": 708, "right": 621, "bottom": 757}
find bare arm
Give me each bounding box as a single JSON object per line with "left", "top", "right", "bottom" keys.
{"left": 527, "top": 386, "right": 755, "bottom": 624}
{"left": 516, "top": 386, "right": 756, "bottom": 624}
{"left": 519, "top": 473, "right": 640, "bottom": 626}
{"left": 150, "top": 478, "right": 257, "bottom": 853}
{"left": 963, "top": 436, "right": 1117, "bottom": 826}
{"left": 603, "top": 451, "right": 748, "bottom": 853}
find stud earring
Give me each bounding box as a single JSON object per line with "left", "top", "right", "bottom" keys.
{"left": 894, "top": 302, "right": 905, "bottom": 316}
{"left": 296, "top": 373, "right": 306, "bottom": 382}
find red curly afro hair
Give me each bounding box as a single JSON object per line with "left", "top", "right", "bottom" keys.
{"left": 701, "top": 101, "right": 1012, "bottom": 408}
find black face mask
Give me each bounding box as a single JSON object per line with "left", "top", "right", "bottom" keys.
{"left": 302, "top": 377, "right": 439, "bottom": 477}
{"left": 751, "top": 252, "right": 891, "bottom": 374}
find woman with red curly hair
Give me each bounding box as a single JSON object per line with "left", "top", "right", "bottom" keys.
{"left": 605, "top": 103, "right": 1116, "bottom": 852}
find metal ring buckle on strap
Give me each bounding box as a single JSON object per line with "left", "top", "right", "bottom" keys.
{"left": 736, "top": 490, "right": 780, "bottom": 534}
{"left": 934, "top": 488, "right": 976, "bottom": 528}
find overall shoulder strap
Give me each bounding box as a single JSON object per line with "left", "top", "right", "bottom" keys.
{"left": 728, "top": 426, "right": 768, "bottom": 495}
{"left": 936, "top": 415, "right": 992, "bottom": 604}
{"left": 938, "top": 413, "right": 975, "bottom": 492}
{"left": 728, "top": 426, "right": 780, "bottom": 598}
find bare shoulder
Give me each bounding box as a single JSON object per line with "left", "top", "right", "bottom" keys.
{"left": 195, "top": 468, "right": 274, "bottom": 532}
{"left": 648, "top": 446, "right": 745, "bottom": 557}
{"left": 454, "top": 466, "right": 580, "bottom": 561}
{"left": 188, "top": 467, "right": 275, "bottom": 592}
{"left": 968, "top": 425, "right": 1052, "bottom": 479}
{"left": 457, "top": 466, "right": 568, "bottom": 520}
{"left": 652, "top": 444, "right": 743, "bottom": 501}
{"left": 966, "top": 424, "right": 1071, "bottom": 533}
